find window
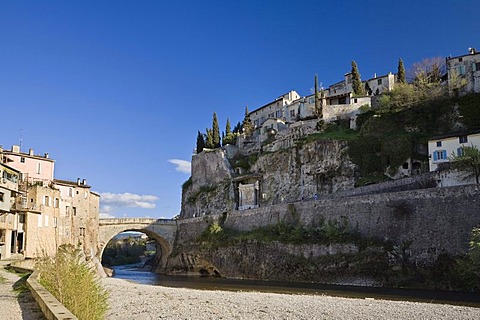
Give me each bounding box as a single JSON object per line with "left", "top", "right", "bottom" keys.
{"left": 433, "top": 150, "right": 447, "bottom": 161}
{"left": 268, "top": 113, "right": 274, "bottom": 118}
{"left": 290, "top": 109, "right": 295, "bottom": 118}
{"left": 68, "top": 188, "right": 73, "bottom": 197}
{"left": 353, "top": 98, "right": 358, "bottom": 103}
{"left": 436, "top": 141, "right": 442, "bottom": 147}
{"left": 378, "top": 79, "right": 383, "bottom": 85}
{"left": 457, "top": 147, "right": 465, "bottom": 156}
{"left": 308, "top": 97, "right": 315, "bottom": 104}
{"left": 457, "top": 65, "right": 466, "bottom": 75}
{"left": 476, "top": 62, "right": 480, "bottom": 71}
{"left": 73, "top": 207, "right": 77, "bottom": 216}
{"left": 275, "top": 110, "right": 282, "bottom": 118}
{"left": 79, "top": 227, "right": 86, "bottom": 236}
{"left": 66, "top": 206, "right": 70, "bottom": 217}
{"left": 19, "top": 214, "right": 25, "bottom": 223}
{"left": 0, "top": 192, "right": 3, "bottom": 202}
{"left": 20, "top": 157, "right": 25, "bottom": 163}
{"left": 44, "top": 196, "right": 50, "bottom": 206}
{"left": 38, "top": 215, "right": 42, "bottom": 227}
{"left": 459, "top": 136, "right": 468, "bottom": 143}
{"left": 36, "top": 162, "right": 41, "bottom": 174}
{"left": 54, "top": 198, "right": 59, "bottom": 208}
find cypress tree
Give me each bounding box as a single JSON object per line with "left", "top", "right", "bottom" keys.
{"left": 397, "top": 58, "right": 406, "bottom": 84}
{"left": 351, "top": 60, "right": 365, "bottom": 96}
{"left": 223, "top": 118, "right": 233, "bottom": 146}
{"left": 196, "top": 130, "right": 205, "bottom": 154}
{"left": 314, "top": 74, "right": 322, "bottom": 118}
{"left": 242, "top": 106, "right": 254, "bottom": 136}
{"left": 212, "top": 112, "right": 221, "bottom": 148}
{"left": 205, "top": 128, "right": 214, "bottom": 149}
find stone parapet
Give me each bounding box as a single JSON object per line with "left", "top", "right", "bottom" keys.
{"left": 26, "top": 270, "right": 77, "bottom": 320}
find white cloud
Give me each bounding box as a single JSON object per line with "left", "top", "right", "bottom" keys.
{"left": 99, "top": 212, "right": 115, "bottom": 219}
{"left": 100, "top": 192, "right": 159, "bottom": 212}
{"left": 168, "top": 159, "right": 191, "bottom": 174}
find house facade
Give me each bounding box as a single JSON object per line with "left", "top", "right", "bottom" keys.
{"left": 428, "top": 131, "right": 480, "bottom": 172}
{"left": 446, "top": 48, "right": 480, "bottom": 94}
{"left": 0, "top": 163, "right": 20, "bottom": 259}
{"left": 1, "top": 145, "right": 99, "bottom": 260}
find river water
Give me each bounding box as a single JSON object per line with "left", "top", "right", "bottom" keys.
{"left": 111, "top": 264, "right": 480, "bottom": 307}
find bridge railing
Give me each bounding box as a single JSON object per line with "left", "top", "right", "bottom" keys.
{"left": 99, "top": 218, "right": 177, "bottom": 225}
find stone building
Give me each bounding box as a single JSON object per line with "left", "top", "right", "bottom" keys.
{"left": 0, "top": 163, "right": 20, "bottom": 259}
{"left": 446, "top": 47, "right": 480, "bottom": 94}
{"left": 1, "top": 145, "right": 99, "bottom": 260}
{"left": 246, "top": 69, "right": 397, "bottom": 143}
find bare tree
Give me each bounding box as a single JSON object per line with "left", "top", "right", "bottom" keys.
{"left": 407, "top": 57, "right": 446, "bottom": 85}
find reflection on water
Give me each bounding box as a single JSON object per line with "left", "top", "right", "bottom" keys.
{"left": 111, "top": 264, "right": 480, "bottom": 307}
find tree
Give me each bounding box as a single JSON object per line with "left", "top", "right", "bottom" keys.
{"left": 397, "top": 58, "right": 406, "bottom": 84}
{"left": 196, "top": 130, "right": 205, "bottom": 154}
{"left": 351, "top": 60, "right": 365, "bottom": 96}
{"left": 212, "top": 112, "right": 221, "bottom": 148}
{"left": 222, "top": 118, "right": 235, "bottom": 146}
{"left": 205, "top": 128, "right": 214, "bottom": 149}
{"left": 233, "top": 121, "right": 242, "bottom": 134}
{"left": 314, "top": 74, "right": 323, "bottom": 118}
{"left": 242, "top": 106, "right": 254, "bottom": 136}
{"left": 449, "top": 145, "right": 480, "bottom": 184}
{"left": 408, "top": 57, "right": 445, "bottom": 85}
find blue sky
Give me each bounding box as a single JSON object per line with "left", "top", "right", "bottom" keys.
{"left": 1, "top": 1, "right": 479, "bottom": 218}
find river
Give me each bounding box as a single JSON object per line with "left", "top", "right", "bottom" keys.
{"left": 110, "top": 263, "right": 480, "bottom": 307}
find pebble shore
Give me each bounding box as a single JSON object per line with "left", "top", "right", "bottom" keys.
{"left": 102, "top": 277, "right": 480, "bottom": 320}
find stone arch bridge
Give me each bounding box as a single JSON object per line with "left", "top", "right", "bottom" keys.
{"left": 98, "top": 218, "right": 177, "bottom": 270}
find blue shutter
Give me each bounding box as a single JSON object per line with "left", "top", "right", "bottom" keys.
{"left": 442, "top": 150, "right": 447, "bottom": 159}
{"left": 433, "top": 151, "right": 438, "bottom": 161}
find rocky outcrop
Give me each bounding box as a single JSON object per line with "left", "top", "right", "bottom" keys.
{"left": 181, "top": 139, "right": 356, "bottom": 218}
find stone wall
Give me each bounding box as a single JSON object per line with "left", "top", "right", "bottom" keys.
{"left": 173, "top": 184, "right": 480, "bottom": 269}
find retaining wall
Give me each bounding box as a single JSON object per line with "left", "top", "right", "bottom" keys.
{"left": 176, "top": 184, "right": 480, "bottom": 265}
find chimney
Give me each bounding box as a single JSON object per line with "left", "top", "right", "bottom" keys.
{"left": 77, "top": 178, "right": 81, "bottom": 185}
{"left": 44, "top": 153, "right": 49, "bottom": 159}
{"left": 29, "top": 149, "right": 34, "bottom": 156}
{"left": 82, "top": 179, "right": 87, "bottom": 185}
{"left": 12, "top": 145, "right": 20, "bottom": 153}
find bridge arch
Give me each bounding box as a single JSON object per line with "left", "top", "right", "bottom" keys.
{"left": 98, "top": 218, "right": 177, "bottom": 271}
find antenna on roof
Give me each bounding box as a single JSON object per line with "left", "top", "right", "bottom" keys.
{"left": 19, "top": 129, "right": 23, "bottom": 151}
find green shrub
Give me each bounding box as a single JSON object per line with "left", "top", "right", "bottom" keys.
{"left": 181, "top": 177, "right": 192, "bottom": 191}
{"left": 37, "top": 245, "right": 108, "bottom": 320}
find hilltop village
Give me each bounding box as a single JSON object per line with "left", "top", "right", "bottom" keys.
{"left": 168, "top": 48, "right": 480, "bottom": 288}
{"left": 1, "top": 47, "right": 480, "bottom": 292}
{"left": 182, "top": 49, "right": 480, "bottom": 218}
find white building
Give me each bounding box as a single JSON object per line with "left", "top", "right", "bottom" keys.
{"left": 428, "top": 131, "right": 480, "bottom": 172}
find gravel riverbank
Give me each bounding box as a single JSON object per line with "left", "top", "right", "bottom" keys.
{"left": 102, "top": 277, "right": 480, "bottom": 319}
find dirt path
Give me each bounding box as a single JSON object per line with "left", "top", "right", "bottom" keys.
{"left": 0, "top": 263, "right": 45, "bottom": 320}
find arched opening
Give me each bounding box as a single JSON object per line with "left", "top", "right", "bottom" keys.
{"left": 100, "top": 228, "right": 171, "bottom": 278}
